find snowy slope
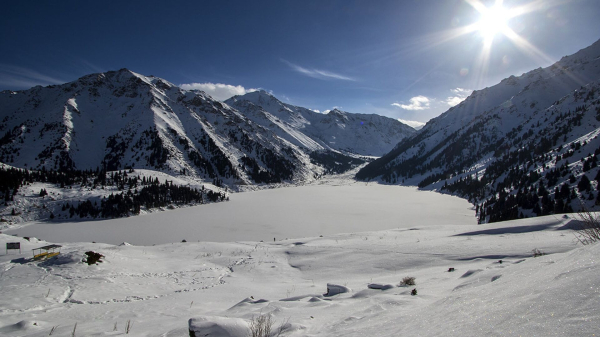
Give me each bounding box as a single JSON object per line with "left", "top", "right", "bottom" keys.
{"left": 0, "top": 163, "right": 229, "bottom": 228}
{"left": 0, "top": 212, "right": 597, "bottom": 336}
{"left": 357, "top": 38, "right": 600, "bottom": 223}
{"left": 226, "top": 90, "right": 416, "bottom": 156}
{"left": 373, "top": 38, "right": 600, "bottom": 168}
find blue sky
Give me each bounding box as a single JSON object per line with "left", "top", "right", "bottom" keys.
{"left": 1, "top": 0, "right": 599, "bottom": 127}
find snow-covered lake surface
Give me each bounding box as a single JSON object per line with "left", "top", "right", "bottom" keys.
{"left": 6, "top": 182, "right": 475, "bottom": 245}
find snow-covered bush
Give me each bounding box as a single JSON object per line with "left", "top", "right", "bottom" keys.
{"left": 400, "top": 276, "right": 416, "bottom": 286}
{"left": 249, "top": 314, "right": 273, "bottom": 337}
{"left": 532, "top": 248, "right": 545, "bottom": 257}
{"left": 576, "top": 210, "right": 600, "bottom": 244}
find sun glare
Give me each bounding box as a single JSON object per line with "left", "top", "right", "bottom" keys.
{"left": 477, "top": 4, "right": 510, "bottom": 41}
{"left": 404, "top": 0, "right": 559, "bottom": 92}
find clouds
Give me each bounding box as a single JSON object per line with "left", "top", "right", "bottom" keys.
{"left": 0, "top": 64, "right": 66, "bottom": 89}
{"left": 391, "top": 96, "right": 430, "bottom": 129}
{"left": 180, "top": 82, "right": 258, "bottom": 101}
{"left": 282, "top": 60, "right": 355, "bottom": 81}
{"left": 390, "top": 88, "right": 472, "bottom": 128}
{"left": 444, "top": 88, "right": 472, "bottom": 107}
{"left": 392, "top": 95, "right": 431, "bottom": 111}
{"left": 398, "top": 119, "right": 426, "bottom": 130}
{"left": 392, "top": 88, "right": 472, "bottom": 112}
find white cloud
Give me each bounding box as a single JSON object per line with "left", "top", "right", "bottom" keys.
{"left": 451, "top": 88, "right": 471, "bottom": 94}
{"left": 398, "top": 119, "right": 426, "bottom": 130}
{"left": 282, "top": 60, "right": 356, "bottom": 81}
{"left": 445, "top": 96, "right": 465, "bottom": 106}
{"left": 445, "top": 88, "right": 473, "bottom": 107}
{"left": 180, "top": 82, "right": 258, "bottom": 101}
{"left": 392, "top": 96, "right": 431, "bottom": 110}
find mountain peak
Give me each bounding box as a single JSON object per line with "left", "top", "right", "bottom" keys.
{"left": 227, "top": 89, "right": 279, "bottom": 106}
{"left": 255, "top": 89, "right": 272, "bottom": 96}
{"left": 242, "top": 89, "right": 274, "bottom": 99}
{"left": 328, "top": 108, "right": 346, "bottom": 117}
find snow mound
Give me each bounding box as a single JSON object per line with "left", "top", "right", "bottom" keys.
{"left": 308, "top": 296, "right": 326, "bottom": 302}
{"left": 324, "top": 283, "right": 351, "bottom": 296}
{"left": 0, "top": 320, "right": 45, "bottom": 334}
{"left": 188, "top": 316, "right": 250, "bottom": 337}
{"left": 367, "top": 283, "right": 395, "bottom": 290}
{"left": 229, "top": 297, "right": 269, "bottom": 310}
{"left": 460, "top": 269, "right": 483, "bottom": 278}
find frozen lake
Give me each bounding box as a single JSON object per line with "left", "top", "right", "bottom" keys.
{"left": 6, "top": 183, "right": 476, "bottom": 245}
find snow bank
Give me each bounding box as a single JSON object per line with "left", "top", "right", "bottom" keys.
{"left": 324, "top": 283, "right": 351, "bottom": 296}
{"left": 188, "top": 316, "right": 250, "bottom": 337}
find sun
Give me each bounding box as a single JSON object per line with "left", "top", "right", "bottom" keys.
{"left": 414, "top": 0, "right": 557, "bottom": 89}
{"left": 476, "top": 3, "right": 510, "bottom": 42}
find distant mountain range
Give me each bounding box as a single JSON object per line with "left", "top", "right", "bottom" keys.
{"left": 226, "top": 91, "right": 414, "bottom": 156}
{"left": 358, "top": 38, "right": 600, "bottom": 223}
{"left": 0, "top": 70, "right": 414, "bottom": 186}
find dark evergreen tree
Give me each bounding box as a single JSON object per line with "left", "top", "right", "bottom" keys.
{"left": 578, "top": 175, "right": 591, "bottom": 192}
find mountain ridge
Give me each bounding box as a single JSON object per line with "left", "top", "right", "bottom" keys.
{"left": 357, "top": 38, "right": 600, "bottom": 223}
{"left": 0, "top": 69, "right": 413, "bottom": 189}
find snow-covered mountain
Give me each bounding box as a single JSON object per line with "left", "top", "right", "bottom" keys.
{"left": 0, "top": 69, "right": 412, "bottom": 187}
{"left": 357, "top": 39, "right": 600, "bottom": 222}
{"left": 226, "top": 90, "right": 415, "bottom": 156}
{"left": 0, "top": 69, "right": 310, "bottom": 186}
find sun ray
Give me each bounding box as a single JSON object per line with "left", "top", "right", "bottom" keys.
{"left": 502, "top": 27, "right": 589, "bottom": 87}
{"left": 502, "top": 28, "right": 554, "bottom": 65}
{"left": 413, "top": 24, "right": 481, "bottom": 53}
{"left": 386, "top": 0, "right": 571, "bottom": 91}
{"left": 473, "top": 39, "right": 493, "bottom": 89}
{"left": 464, "top": 0, "right": 489, "bottom": 15}
{"left": 509, "top": 0, "right": 571, "bottom": 18}
{"left": 458, "top": 0, "right": 575, "bottom": 89}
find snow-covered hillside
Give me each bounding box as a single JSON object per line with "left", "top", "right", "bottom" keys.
{"left": 357, "top": 38, "right": 600, "bottom": 223}
{"left": 1, "top": 213, "right": 597, "bottom": 336}
{"left": 226, "top": 91, "right": 415, "bottom": 156}
{"left": 0, "top": 163, "right": 228, "bottom": 228}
